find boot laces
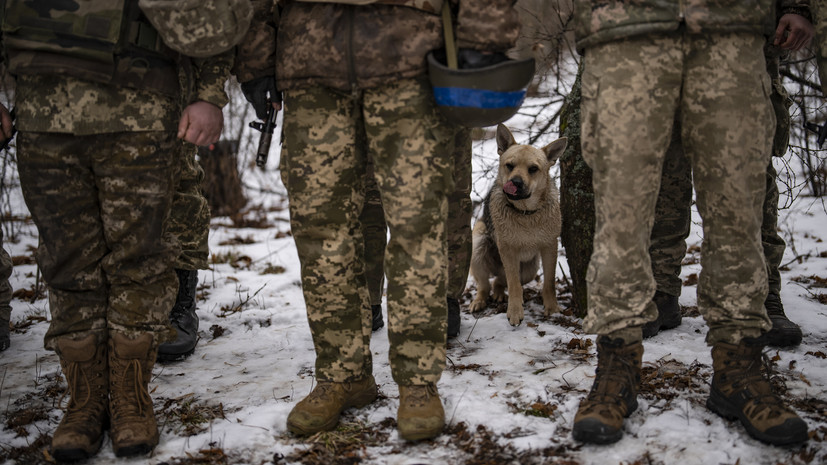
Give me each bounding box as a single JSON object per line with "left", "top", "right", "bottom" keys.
{"left": 112, "top": 359, "right": 152, "bottom": 418}
{"left": 730, "top": 350, "right": 786, "bottom": 419}
{"left": 587, "top": 350, "right": 636, "bottom": 404}
{"left": 404, "top": 384, "right": 437, "bottom": 408}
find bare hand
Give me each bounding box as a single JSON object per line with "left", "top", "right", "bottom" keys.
{"left": 177, "top": 101, "right": 224, "bottom": 146}
{"left": 774, "top": 14, "right": 815, "bottom": 51}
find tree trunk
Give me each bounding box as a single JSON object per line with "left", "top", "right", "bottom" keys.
{"left": 198, "top": 140, "right": 247, "bottom": 218}
{"left": 559, "top": 62, "right": 594, "bottom": 318}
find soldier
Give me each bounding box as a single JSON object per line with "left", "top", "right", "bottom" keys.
{"left": 363, "top": 126, "right": 473, "bottom": 339}
{"left": 234, "top": 0, "right": 520, "bottom": 441}
{"left": 571, "top": 0, "right": 809, "bottom": 447}
{"left": 0, "top": 0, "right": 241, "bottom": 459}
{"left": 645, "top": 7, "right": 814, "bottom": 345}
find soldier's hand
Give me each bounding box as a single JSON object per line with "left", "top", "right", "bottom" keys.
{"left": 775, "top": 13, "right": 814, "bottom": 51}
{"left": 241, "top": 75, "right": 279, "bottom": 120}
{"left": 0, "top": 104, "right": 12, "bottom": 141}
{"left": 178, "top": 101, "right": 224, "bottom": 146}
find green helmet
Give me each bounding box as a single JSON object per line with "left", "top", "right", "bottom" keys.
{"left": 427, "top": 51, "right": 535, "bottom": 128}
{"left": 139, "top": 0, "right": 253, "bottom": 58}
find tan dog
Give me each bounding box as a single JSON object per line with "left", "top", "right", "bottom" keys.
{"left": 468, "top": 124, "right": 566, "bottom": 326}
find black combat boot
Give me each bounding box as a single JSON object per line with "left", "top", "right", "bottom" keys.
{"left": 572, "top": 336, "right": 643, "bottom": 444}
{"left": 642, "top": 290, "right": 682, "bottom": 338}
{"left": 761, "top": 293, "right": 802, "bottom": 347}
{"left": 371, "top": 304, "right": 384, "bottom": 332}
{"left": 157, "top": 269, "right": 198, "bottom": 362}
{"left": 447, "top": 297, "right": 460, "bottom": 339}
{"left": 706, "top": 339, "right": 808, "bottom": 445}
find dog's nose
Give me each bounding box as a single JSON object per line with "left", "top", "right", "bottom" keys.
{"left": 510, "top": 177, "right": 525, "bottom": 190}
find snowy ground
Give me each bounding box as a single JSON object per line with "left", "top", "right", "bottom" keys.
{"left": 1, "top": 103, "right": 826, "bottom": 464}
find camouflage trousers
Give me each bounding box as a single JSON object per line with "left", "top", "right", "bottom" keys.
{"left": 581, "top": 32, "right": 773, "bottom": 345}
{"left": 0, "top": 227, "right": 12, "bottom": 324}
{"left": 362, "top": 126, "right": 472, "bottom": 305}
{"left": 280, "top": 78, "right": 453, "bottom": 386}
{"left": 652, "top": 157, "right": 786, "bottom": 297}
{"left": 169, "top": 142, "right": 211, "bottom": 271}
{"left": 17, "top": 131, "right": 181, "bottom": 350}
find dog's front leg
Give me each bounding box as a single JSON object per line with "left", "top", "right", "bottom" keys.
{"left": 541, "top": 245, "right": 560, "bottom": 316}
{"left": 500, "top": 248, "right": 524, "bottom": 326}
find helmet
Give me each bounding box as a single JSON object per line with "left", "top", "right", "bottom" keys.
{"left": 139, "top": 0, "right": 253, "bottom": 58}
{"left": 427, "top": 50, "right": 535, "bottom": 128}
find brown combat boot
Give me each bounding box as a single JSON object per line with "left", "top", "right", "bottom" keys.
{"left": 109, "top": 332, "right": 159, "bottom": 457}
{"left": 286, "top": 375, "right": 377, "bottom": 435}
{"left": 397, "top": 383, "right": 444, "bottom": 441}
{"left": 706, "top": 340, "right": 809, "bottom": 446}
{"left": 572, "top": 336, "right": 643, "bottom": 444}
{"left": 51, "top": 334, "right": 109, "bottom": 462}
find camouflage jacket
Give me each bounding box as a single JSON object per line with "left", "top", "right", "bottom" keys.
{"left": 232, "top": 0, "right": 520, "bottom": 91}
{"left": 14, "top": 52, "right": 232, "bottom": 135}
{"left": 574, "top": 0, "right": 778, "bottom": 51}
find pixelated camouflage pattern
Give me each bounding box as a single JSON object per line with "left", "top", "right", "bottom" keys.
{"left": 0, "top": 228, "right": 12, "bottom": 323}
{"left": 139, "top": 0, "right": 253, "bottom": 58}
{"left": 650, "top": 43, "right": 791, "bottom": 299}
{"left": 16, "top": 131, "right": 181, "bottom": 350}
{"left": 649, "top": 118, "right": 692, "bottom": 298}
{"left": 762, "top": 162, "right": 786, "bottom": 295}
{"left": 362, "top": 158, "right": 387, "bottom": 306}
{"left": 1, "top": 0, "right": 127, "bottom": 64}
{"left": 186, "top": 52, "right": 235, "bottom": 109}
{"left": 581, "top": 32, "right": 773, "bottom": 346}
{"left": 363, "top": 126, "right": 472, "bottom": 305}
{"left": 280, "top": 78, "right": 452, "bottom": 385}
{"left": 14, "top": 75, "right": 179, "bottom": 134}
{"left": 169, "top": 142, "right": 211, "bottom": 271}
{"left": 574, "top": 0, "right": 775, "bottom": 51}
{"left": 235, "top": 0, "right": 519, "bottom": 91}
{"left": 296, "top": 0, "right": 443, "bottom": 12}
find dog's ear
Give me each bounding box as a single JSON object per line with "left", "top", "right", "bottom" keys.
{"left": 542, "top": 137, "right": 567, "bottom": 165}
{"left": 496, "top": 124, "right": 517, "bottom": 155}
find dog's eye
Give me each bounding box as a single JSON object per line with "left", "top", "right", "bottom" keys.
{"left": 505, "top": 163, "right": 514, "bottom": 172}
{"left": 528, "top": 166, "right": 540, "bottom": 174}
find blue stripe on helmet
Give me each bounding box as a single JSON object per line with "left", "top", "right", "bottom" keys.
{"left": 433, "top": 87, "right": 526, "bottom": 109}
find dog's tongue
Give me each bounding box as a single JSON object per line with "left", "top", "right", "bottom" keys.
{"left": 503, "top": 181, "right": 518, "bottom": 196}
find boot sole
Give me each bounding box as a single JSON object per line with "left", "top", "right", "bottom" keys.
{"left": 52, "top": 442, "right": 102, "bottom": 463}
{"left": 706, "top": 391, "right": 808, "bottom": 446}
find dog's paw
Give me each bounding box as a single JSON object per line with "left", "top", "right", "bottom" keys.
{"left": 492, "top": 289, "right": 507, "bottom": 303}
{"left": 507, "top": 305, "right": 524, "bottom": 326}
{"left": 543, "top": 301, "right": 561, "bottom": 317}
{"left": 469, "top": 297, "right": 488, "bottom": 313}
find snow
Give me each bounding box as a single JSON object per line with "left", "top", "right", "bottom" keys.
{"left": 1, "top": 96, "right": 826, "bottom": 465}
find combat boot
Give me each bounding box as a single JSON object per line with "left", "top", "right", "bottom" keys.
{"left": 158, "top": 269, "right": 199, "bottom": 362}
{"left": 572, "top": 336, "right": 643, "bottom": 444}
{"left": 371, "top": 304, "right": 384, "bottom": 332}
{"left": 109, "top": 332, "right": 159, "bottom": 457}
{"left": 287, "top": 375, "right": 378, "bottom": 435}
{"left": 706, "top": 340, "right": 808, "bottom": 446}
{"left": 51, "top": 334, "right": 109, "bottom": 462}
{"left": 447, "top": 297, "right": 460, "bottom": 339}
{"left": 397, "top": 383, "right": 444, "bottom": 441}
{"left": 642, "top": 290, "right": 682, "bottom": 338}
{"left": 760, "top": 293, "right": 802, "bottom": 347}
